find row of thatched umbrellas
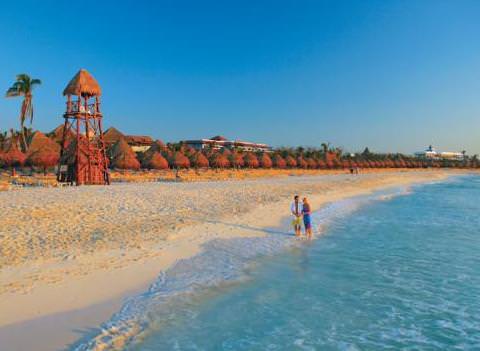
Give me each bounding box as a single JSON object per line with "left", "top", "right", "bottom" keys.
{"left": 0, "top": 131, "right": 59, "bottom": 171}
{"left": 107, "top": 139, "right": 459, "bottom": 170}
{"left": 0, "top": 131, "right": 473, "bottom": 173}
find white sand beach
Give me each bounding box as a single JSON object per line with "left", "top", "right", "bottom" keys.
{"left": 0, "top": 170, "right": 461, "bottom": 351}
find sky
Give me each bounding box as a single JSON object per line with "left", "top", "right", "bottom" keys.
{"left": 0, "top": 0, "right": 479, "bottom": 154}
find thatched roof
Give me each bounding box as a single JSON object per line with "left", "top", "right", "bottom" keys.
{"left": 143, "top": 152, "right": 168, "bottom": 170}
{"left": 103, "top": 127, "right": 125, "bottom": 145}
{"left": 2, "top": 142, "right": 26, "bottom": 166}
{"left": 28, "top": 131, "right": 60, "bottom": 154}
{"left": 209, "top": 153, "right": 230, "bottom": 168}
{"left": 285, "top": 155, "right": 297, "bottom": 168}
{"left": 109, "top": 138, "right": 140, "bottom": 169}
{"left": 189, "top": 152, "right": 209, "bottom": 168}
{"left": 47, "top": 124, "right": 75, "bottom": 144}
{"left": 124, "top": 135, "right": 153, "bottom": 146}
{"left": 228, "top": 152, "right": 245, "bottom": 167}
{"left": 141, "top": 140, "right": 167, "bottom": 162}
{"left": 169, "top": 152, "right": 190, "bottom": 169}
{"left": 243, "top": 153, "right": 259, "bottom": 168}
{"left": 260, "top": 153, "right": 272, "bottom": 168}
{"left": 63, "top": 69, "right": 101, "bottom": 97}
{"left": 27, "top": 132, "right": 60, "bottom": 167}
{"left": 272, "top": 154, "right": 286, "bottom": 169}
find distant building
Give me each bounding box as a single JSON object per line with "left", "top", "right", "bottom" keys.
{"left": 184, "top": 135, "right": 272, "bottom": 153}
{"left": 415, "top": 145, "right": 464, "bottom": 160}
{"left": 123, "top": 135, "right": 154, "bottom": 152}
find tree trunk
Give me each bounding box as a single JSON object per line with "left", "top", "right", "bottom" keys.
{"left": 20, "top": 128, "right": 27, "bottom": 153}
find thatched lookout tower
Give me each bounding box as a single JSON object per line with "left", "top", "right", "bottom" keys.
{"left": 57, "top": 69, "right": 110, "bottom": 185}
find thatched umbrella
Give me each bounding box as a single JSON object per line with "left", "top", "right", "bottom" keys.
{"left": 2, "top": 141, "right": 27, "bottom": 171}
{"left": 306, "top": 158, "right": 317, "bottom": 169}
{"left": 221, "top": 148, "right": 232, "bottom": 157}
{"left": 28, "top": 150, "right": 59, "bottom": 175}
{"left": 169, "top": 151, "right": 190, "bottom": 169}
{"left": 144, "top": 152, "right": 168, "bottom": 170}
{"left": 209, "top": 153, "right": 230, "bottom": 168}
{"left": 26, "top": 131, "right": 60, "bottom": 167}
{"left": 259, "top": 153, "right": 273, "bottom": 168}
{"left": 109, "top": 138, "right": 140, "bottom": 170}
{"left": 190, "top": 152, "right": 209, "bottom": 168}
{"left": 229, "top": 152, "right": 245, "bottom": 168}
{"left": 317, "top": 159, "right": 326, "bottom": 169}
{"left": 272, "top": 154, "right": 286, "bottom": 169}
{"left": 141, "top": 139, "right": 167, "bottom": 163}
{"left": 297, "top": 156, "right": 308, "bottom": 169}
{"left": 243, "top": 153, "right": 259, "bottom": 168}
{"left": 285, "top": 155, "right": 297, "bottom": 168}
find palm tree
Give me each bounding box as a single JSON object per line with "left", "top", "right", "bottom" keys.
{"left": 6, "top": 74, "right": 41, "bottom": 151}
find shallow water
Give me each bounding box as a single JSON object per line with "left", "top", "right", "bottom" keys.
{"left": 127, "top": 176, "right": 480, "bottom": 350}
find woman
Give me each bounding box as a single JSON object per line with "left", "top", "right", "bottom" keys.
{"left": 302, "top": 197, "right": 313, "bottom": 239}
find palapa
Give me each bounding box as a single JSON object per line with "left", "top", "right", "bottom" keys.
{"left": 143, "top": 152, "right": 168, "bottom": 170}
{"left": 63, "top": 69, "right": 101, "bottom": 97}
{"left": 272, "top": 154, "right": 286, "bottom": 169}
{"left": 2, "top": 141, "right": 26, "bottom": 167}
{"left": 27, "top": 131, "right": 60, "bottom": 168}
{"left": 189, "top": 152, "right": 209, "bottom": 168}
{"left": 259, "top": 153, "right": 273, "bottom": 168}
{"left": 109, "top": 138, "right": 140, "bottom": 169}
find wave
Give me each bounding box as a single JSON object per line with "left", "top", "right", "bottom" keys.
{"left": 72, "top": 185, "right": 416, "bottom": 351}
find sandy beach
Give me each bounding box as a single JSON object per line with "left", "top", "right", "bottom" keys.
{"left": 0, "top": 170, "right": 463, "bottom": 350}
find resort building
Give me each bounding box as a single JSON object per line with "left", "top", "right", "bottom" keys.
{"left": 184, "top": 135, "right": 272, "bottom": 153}
{"left": 415, "top": 145, "right": 464, "bottom": 160}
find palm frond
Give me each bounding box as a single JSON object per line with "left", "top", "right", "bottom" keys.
{"left": 16, "top": 74, "right": 30, "bottom": 82}
{"left": 6, "top": 87, "right": 21, "bottom": 97}
{"left": 31, "top": 79, "right": 42, "bottom": 86}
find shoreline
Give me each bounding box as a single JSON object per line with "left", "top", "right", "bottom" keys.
{"left": 0, "top": 170, "right": 467, "bottom": 351}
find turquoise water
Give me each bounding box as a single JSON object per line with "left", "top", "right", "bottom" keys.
{"left": 127, "top": 176, "right": 480, "bottom": 350}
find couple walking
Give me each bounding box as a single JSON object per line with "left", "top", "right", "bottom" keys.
{"left": 290, "top": 195, "right": 313, "bottom": 239}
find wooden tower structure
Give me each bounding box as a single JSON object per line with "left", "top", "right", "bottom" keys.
{"left": 57, "top": 69, "right": 110, "bottom": 185}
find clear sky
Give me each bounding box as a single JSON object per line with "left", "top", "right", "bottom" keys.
{"left": 0, "top": 0, "right": 479, "bottom": 154}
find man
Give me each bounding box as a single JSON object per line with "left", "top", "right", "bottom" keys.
{"left": 290, "top": 195, "right": 303, "bottom": 236}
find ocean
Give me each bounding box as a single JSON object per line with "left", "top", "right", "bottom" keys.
{"left": 78, "top": 175, "right": 480, "bottom": 350}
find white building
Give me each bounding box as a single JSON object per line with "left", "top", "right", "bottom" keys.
{"left": 184, "top": 135, "right": 272, "bottom": 153}
{"left": 415, "top": 145, "right": 464, "bottom": 161}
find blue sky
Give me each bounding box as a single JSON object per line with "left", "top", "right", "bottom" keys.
{"left": 0, "top": 0, "right": 479, "bottom": 154}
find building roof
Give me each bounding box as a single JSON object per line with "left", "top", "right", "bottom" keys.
{"left": 63, "top": 69, "right": 102, "bottom": 97}
{"left": 210, "top": 135, "right": 227, "bottom": 141}
{"left": 124, "top": 135, "right": 154, "bottom": 146}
